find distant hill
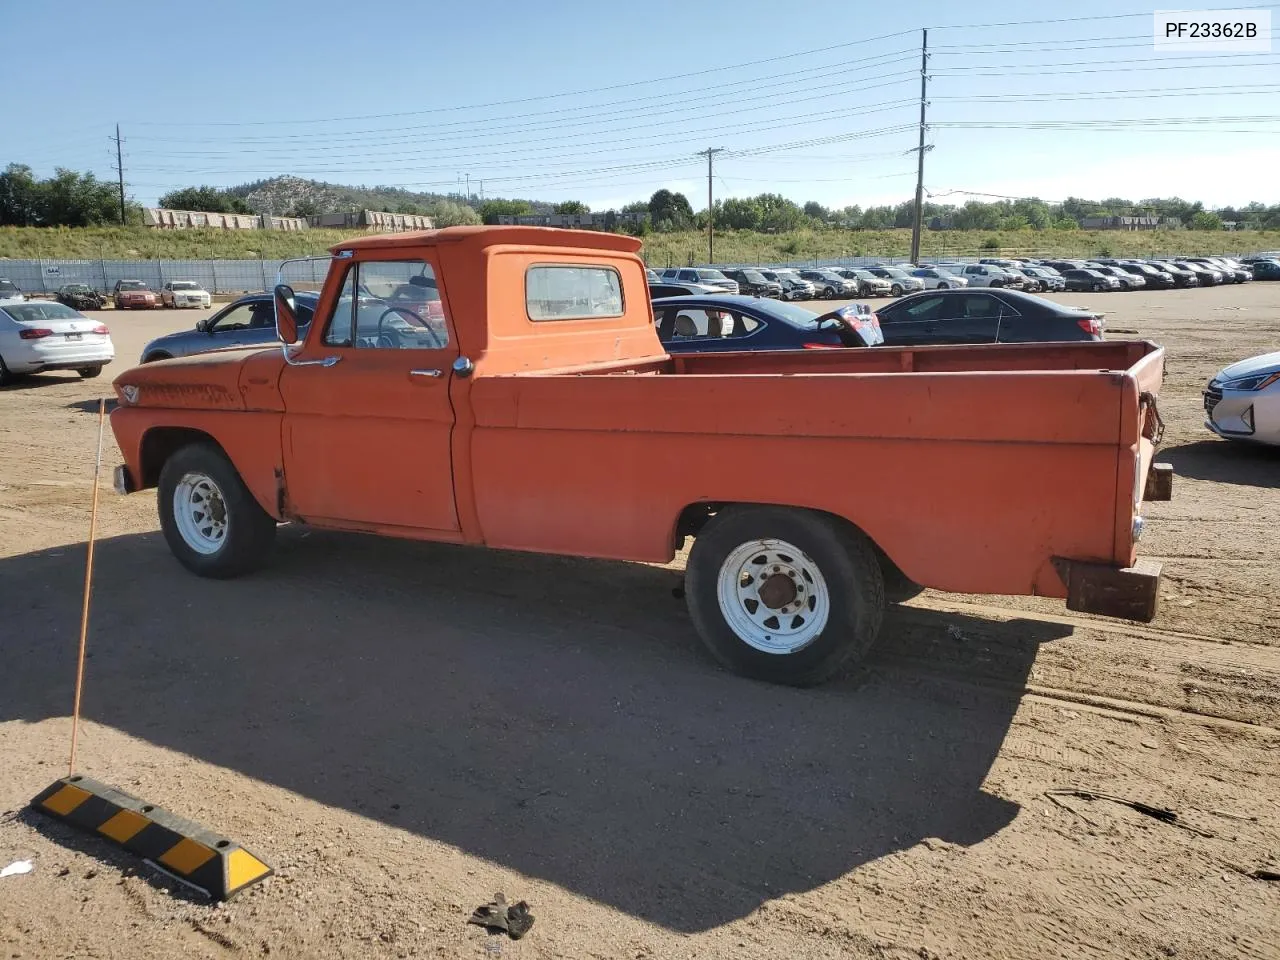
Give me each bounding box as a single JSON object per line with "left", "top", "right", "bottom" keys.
{"left": 221, "top": 176, "right": 466, "bottom": 216}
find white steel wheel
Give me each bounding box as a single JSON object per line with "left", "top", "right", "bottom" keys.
{"left": 716, "top": 538, "right": 830, "bottom": 655}
{"left": 173, "top": 471, "right": 229, "bottom": 555}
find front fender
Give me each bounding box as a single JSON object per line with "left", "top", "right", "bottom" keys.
{"left": 110, "top": 406, "right": 285, "bottom": 519}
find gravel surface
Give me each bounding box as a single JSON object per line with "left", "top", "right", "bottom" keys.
{"left": 2, "top": 286, "right": 1278, "bottom": 959}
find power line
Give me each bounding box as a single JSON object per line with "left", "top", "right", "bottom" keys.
{"left": 124, "top": 30, "right": 921, "bottom": 128}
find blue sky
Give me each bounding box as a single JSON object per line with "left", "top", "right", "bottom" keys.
{"left": 3, "top": 0, "right": 1277, "bottom": 210}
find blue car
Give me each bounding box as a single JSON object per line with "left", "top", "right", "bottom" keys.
{"left": 651, "top": 295, "right": 882, "bottom": 353}
{"left": 140, "top": 291, "right": 320, "bottom": 363}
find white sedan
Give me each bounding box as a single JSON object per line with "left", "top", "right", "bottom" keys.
{"left": 0, "top": 300, "right": 115, "bottom": 385}
{"left": 161, "top": 280, "right": 212, "bottom": 309}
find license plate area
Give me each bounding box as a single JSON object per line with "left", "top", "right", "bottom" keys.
{"left": 65, "top": 332, "right": 82, "bottom": 341}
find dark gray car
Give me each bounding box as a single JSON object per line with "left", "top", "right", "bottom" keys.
{"left": 139, "top": 292, "right": 319, "bottom": 363}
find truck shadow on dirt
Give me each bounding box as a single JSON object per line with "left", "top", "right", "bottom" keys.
{"left": 1163, "top": 439, "right": 1280, "bottom": 488}
{"left": 0, "top": 529, "right": 1068, "bottom": 932}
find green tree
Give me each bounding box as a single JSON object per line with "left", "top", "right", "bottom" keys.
{"left": 802, "top": 200, "right": 831, "bottom": 223}
{"left": 1190, "top": 211, "right": 1224, "bottom": 230}
{"left": 720, "top": 197, "right": 762, "bottom": 230}
{"left": 479, "top": 198, "right": 534, "bottom": 223}
{"left": 425, "top": 199, "right": 481, "bottom": 227}
{"left": 754, "top": 193, "right": 804, "bottom": 232}
{"left": 0, "top": 163, "right": 41, "bottom": 226}
{"left": 553, "top": 200, "right": 590, "bottom": 214}
{"left": 648, "top": 189, "right": 694, "bottom": 231}
{"left": 39, "top": 168, "right": 119, "bottom": 226}
{"left": 158, "top": 186, "right": 252, "bottom": 214}
{"left": 620, "top": 200, "right": 649, "bottom": 214}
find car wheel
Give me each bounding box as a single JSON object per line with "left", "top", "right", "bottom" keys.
{"left": 0, "top": 354, "right": 12, "bottom": 387}
{"left": 143, "top": 352, "right": 172, "bottom": 363}
{"left": 685, "top": 505, "right": 885, "bottom": 686}
{"left": 890, "top": 284, "right": 903, "bottom": 297}
{"left": 77, "top": 365, "right": 103, "bottom": 379}
{"left": 157, "top": 443, "right": 277, "bottom": 579}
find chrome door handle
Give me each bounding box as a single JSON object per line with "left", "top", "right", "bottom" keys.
{"left": 410, "top": 368, "right": 443, "bottom": 378}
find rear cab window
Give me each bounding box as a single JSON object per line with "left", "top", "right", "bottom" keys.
{"left": 526, "top": 265, "right": 624, "bottom": 321}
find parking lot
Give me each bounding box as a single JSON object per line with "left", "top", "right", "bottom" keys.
{"left": 1, "top": 285, "right": 1278, "bottom": 959}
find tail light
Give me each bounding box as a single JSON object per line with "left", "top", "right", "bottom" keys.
{"left": 92, "top": 324, "right": 109, "bottom": 334}
{"left": 19, "top": 327, "right": 54, "bottom": 340}
{"left": 1077, "top": 317, "right": 1102, "bottom": 336}
{"left": 802, "top": 342, "right": 841, "bottom": 349}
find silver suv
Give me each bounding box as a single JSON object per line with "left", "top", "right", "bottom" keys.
{"left": 660, "top": 268, "right": 739, "bottom": 294}
{"left": 958, "top": 264, "right": 1026, "bottom": 289}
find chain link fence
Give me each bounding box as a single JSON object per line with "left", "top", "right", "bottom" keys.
{"left": 0, "top": 258, "right": 332, "bottom": 297}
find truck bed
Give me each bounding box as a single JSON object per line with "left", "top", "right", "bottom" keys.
{"left": 465, "top": 339, "right": 1164, "bottom": 601}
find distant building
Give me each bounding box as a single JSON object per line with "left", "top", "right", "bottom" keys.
{"left": 1078, "top": 216, "right": 1170, "bottom": 230}
{"left": 494, "top": 211, "right": 648, "bottom": 230}
{"left": 143, "top": 208, "right": 308, "bottom": 231}
{"left": 308, "top": 210, "right": 435, "bottom": 231}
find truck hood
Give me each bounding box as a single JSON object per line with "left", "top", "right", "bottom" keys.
{"left": 112, "top": 346, "right": 279, "bottom": 410}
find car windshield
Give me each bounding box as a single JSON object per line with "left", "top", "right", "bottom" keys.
{"left": 697, "top": 270, "right": 727, "bottom": 281}
{"left": 64, "top": 284, "right": 92, "bottom": 293}
{"left": 0, "top": 280, "right": 19, "bottom": 294}
{"left": 742, "top": 270, "right": 767, "bottom": 283}
{"left": 4, "top": 302, "right": 82, "bottom": 323}
{"left": 119, "top": 281, "right": 148, "bottom": 290}
{"left": 853, "top": 270, "right": 876, "bottom": 279}
{"left": 170, "top": 281, "right": 199, "bottom": 290}
{"left": 880, "top": 269, "right": 909, "bottom": 279}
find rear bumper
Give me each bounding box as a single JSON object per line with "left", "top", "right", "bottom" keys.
{"left": 1052, "top": 556, "right": 1162, "bottom": 622}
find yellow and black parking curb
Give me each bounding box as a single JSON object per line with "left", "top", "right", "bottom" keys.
{"left": 31, "top": 775, "right": 272, "bottom": 900}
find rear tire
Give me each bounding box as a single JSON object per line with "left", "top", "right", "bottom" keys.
{"left": 0, "top": 355, "right": 12, "bottom": 387}
{"left": 157, "top": 443, "right": 276, "bottom": 579}
{"left": 685, "top": 506, "right": 885, "bottom": 686}
{"left": 143, "top": 352, "right": 171, "bottom": 363}
{"left": 77, "top": 365, "right": 103, "bottom": 379}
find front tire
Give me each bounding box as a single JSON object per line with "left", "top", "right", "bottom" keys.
{"left": 158, "top": 443, "right": 277, "bottom": 579}
{"left": 685, "top": 506, "right": 885, "bottom": 686}
{"left": 890, "top": 283, "right": 903, "bottom": 297}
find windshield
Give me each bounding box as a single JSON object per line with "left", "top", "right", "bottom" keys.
{"left": 742, "top": 270, "right": 767, "bottom": 283}
{"left": 697, "top": 270, "right": 727, "bottom": 281}
{"left": 0, "top": 281, "right": 19, "bottom": 294}
{"left": 64, "top": 284, "right": 91, "bottom": 293}
{"left": 118, "top": 281, "right": 148, "bottom": 291}
{"left": 170, "top": 281, "right": 199, "bottom": 290}
{"left": 4, "top": 302, "right": 82, "bottom": 323}
{"left": 881, "top": 269, "right": 909, "bottom": 279}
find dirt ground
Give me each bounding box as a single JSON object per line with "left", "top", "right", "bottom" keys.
{"left": 1, "top": 287, "right": 1278, "bottom": 960}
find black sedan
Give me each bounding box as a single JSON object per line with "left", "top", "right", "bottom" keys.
{"left": 873, "top": 289, "right": 1103, "bottom": 347}
{"left": 652, "top": 295, "right": 882, "bottom": 352}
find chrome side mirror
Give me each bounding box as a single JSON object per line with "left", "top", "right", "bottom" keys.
{"left": 452, "top": 356, "right": 475, "bottom": 379}
{"left": 273, "top": 284, "right": 298, "bottom": 343}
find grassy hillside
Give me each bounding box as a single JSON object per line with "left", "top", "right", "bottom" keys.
{"left": 2, "top": 224, "right": 1276, "bottom": 264}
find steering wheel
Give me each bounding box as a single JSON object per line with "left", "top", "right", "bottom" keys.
{"left": 377, "top": 306, "right": 445, "bottom": 349}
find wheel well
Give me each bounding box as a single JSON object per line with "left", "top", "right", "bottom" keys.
{"left": 142, "top": 352, "right": 171, "bottom": 363}
{"left": 139, "top": 427, "right": 223, "bottom": 488}
{"left": 674, "top": 500, "right": 911, "bottom": 582}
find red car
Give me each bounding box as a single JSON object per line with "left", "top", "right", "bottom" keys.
{"left": 113, "top": 280, "right": 160, "bottom": 310}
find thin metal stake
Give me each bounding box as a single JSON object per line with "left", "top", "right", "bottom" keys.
{"left": 69, "top": 398, "right": 106, "bottom": 777}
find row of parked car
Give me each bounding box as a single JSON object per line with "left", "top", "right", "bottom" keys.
{"left": 648, "top": 254, "right": 1280, "bottom": 302}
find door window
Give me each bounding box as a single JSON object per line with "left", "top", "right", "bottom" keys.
{"left": 209, "top": 302, "right": 258, "bottom": 333}
{"left": 658, "top": 307, "right": 761, "bottom": 340}
{"left": 322, "top": 260, "right": 449, "bottom": 350}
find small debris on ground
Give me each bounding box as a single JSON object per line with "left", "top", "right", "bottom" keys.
{"left": 1, "top": 859, "right": 34, "bottom": 878}
{"left": 469, "top": 893, "right": 535, "bottom": 940}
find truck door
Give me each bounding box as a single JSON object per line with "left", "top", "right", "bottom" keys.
{"left": 278, "top": 256, "right": 461, "bottom": 533}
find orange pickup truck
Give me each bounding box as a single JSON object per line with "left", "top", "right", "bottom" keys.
{"left": 110, "top": 226, "right": 1172, "bottom": 685}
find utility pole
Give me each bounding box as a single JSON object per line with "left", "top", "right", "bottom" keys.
{"left": 112, "top": 124, "right": 126, "bottom": 224}
{"left": 909, "top": 29, "right": 929, "bottom": 266}
{"left": 696, "top": 147, "right": 724, "bottom": 263}
{"left": 465, "top": 173, "right": 470, "bottom": 200}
